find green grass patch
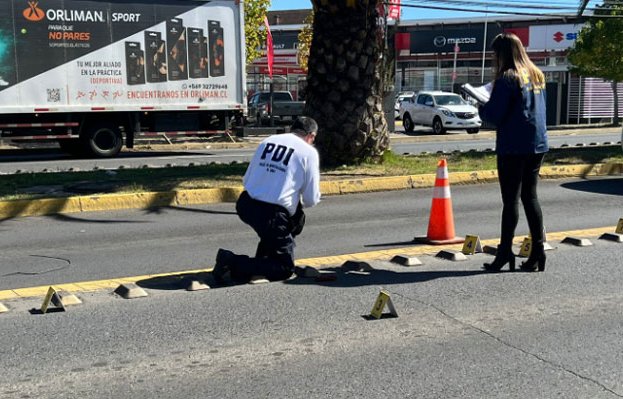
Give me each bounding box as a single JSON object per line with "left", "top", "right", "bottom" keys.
{"left": 0, "top": 146, "right": 621, "bottom": 201}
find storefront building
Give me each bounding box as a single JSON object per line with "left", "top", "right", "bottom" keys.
{"left": 256, "top": 11, "right": 623, "bottom": 126}
{"left": 247, "top": 11, "right": 310, "bottom": 100}
{"left": 395, "top": 15, "right": 623, "bottom": 125}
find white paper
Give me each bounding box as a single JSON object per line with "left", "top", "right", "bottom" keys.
{"left": 461, "top": 83, "right": 492, "bottom": 104}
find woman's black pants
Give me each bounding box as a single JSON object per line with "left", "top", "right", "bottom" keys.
{"left": 496, "top": 153, "right": 546, "bottom": 253}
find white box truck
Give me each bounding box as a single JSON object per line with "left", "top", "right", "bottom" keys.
{"left": 0, "top": 0, "right": 246, "bottom": 157}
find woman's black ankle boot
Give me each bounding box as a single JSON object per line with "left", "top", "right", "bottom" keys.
{"left": 520, "top": 244, "right": 546, "bottom": 272}
{"left": 483, "top": 246, "right": 516, "bottom": 272}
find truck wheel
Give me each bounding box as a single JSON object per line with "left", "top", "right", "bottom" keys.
{"left": 432, "top": 117, "right": 446, "bottom": 135}
{"left": 84, "top": 123, "right": 123, "bottom": 158}
{"left": 402, "top": 114, "right": 414, "bottom": 133}
{"left": 466, "top": 128, "right": 479, "bottom": 134}
{"left": 58, "top": 139, "right": 84, "bottom": 156}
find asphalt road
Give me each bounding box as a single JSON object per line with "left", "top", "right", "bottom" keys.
{"left": 0, "top": 176, "right": 621, "bottom": 291}
{"left": 0, "top": 127, "right": 620, "bottom": 173}
{"left": 1, "top": 226, "right": 622, "bottom": 398}
{"left": 1, "top": 175, "right": 622, "bottom": 398}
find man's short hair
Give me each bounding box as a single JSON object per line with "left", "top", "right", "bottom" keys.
{"left": 291, "top": 116, "right": 318, "bottom": 136}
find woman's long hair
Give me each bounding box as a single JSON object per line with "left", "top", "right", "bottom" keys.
{"left": 491, "top": 32, "right": 544, "bottom": 88}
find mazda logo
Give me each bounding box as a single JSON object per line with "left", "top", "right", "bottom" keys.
{"left": 433, "top": 36, "right": 446, "bottom": 47}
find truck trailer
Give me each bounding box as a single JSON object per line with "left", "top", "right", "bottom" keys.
{"left": 0, "top": 0, "right": 246, "bottom": 157}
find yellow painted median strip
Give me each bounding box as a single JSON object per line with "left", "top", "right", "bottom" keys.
{"left": 0, "top": 268, "right": 211, "bottom": 301}
{"left": 0, "top": 226, "right": 615, "bottom": 302}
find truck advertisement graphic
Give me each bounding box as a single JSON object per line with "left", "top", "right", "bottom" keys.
{"left": 0, "top": 0, "right": 243, "bottom": 112}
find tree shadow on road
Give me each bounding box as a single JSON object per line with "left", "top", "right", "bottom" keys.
{"left": 142, "top": 205, "right": 237, "bottom": 216}
{"left": 284, "top": 267, "right": 487, "bottom": 288}
{"left": 49, "top": 213, "right": 151, "bottom": 224}
{"left": 560, "top": 177, "right": 623, "bottom": 196}
{"left": 136, "top": 271, "right": 214, "bottom": 291}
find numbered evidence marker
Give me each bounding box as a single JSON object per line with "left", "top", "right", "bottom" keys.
{"left": 369, "top": 290, "right": 398, "bottom": 319}
{"left": 461, "top": 234, "right": 483, "bottom": 255}
{"left": 617, "top": 218, "right": 623, "bottom": 234}
{"left": 40, "top": 286, "right": 65, "bottom": 314}
{"left": 519, "top": 237, "right": 532, "bottom": 258}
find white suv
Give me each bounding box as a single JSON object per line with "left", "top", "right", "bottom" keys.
{"left": 399, "top": 91, "right": 481, "bottom": 134}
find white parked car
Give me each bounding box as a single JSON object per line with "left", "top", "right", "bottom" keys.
{"left": 394, "top": 91, "right": 416, "bottom": 120}
{"left": 399, "top": 91, "right": 481, "bottom": 134}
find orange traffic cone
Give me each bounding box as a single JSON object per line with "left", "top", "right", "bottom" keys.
{"left": 414, "top": 159, "right": 464, "bottom": 245}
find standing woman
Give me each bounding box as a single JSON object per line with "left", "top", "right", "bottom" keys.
{"left": 479, "top": 32, "right": 549, "bottom": 272}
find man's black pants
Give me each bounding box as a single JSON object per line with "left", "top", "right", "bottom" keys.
{"left": 230, "top": 191, "right": 303, "bottom": 282}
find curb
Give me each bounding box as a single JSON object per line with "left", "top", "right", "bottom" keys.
{"left": 0, "top": 162, "right": 621, "bottom": 219}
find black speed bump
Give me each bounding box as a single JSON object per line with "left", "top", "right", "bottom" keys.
{"left": 390, "top": 255, "right": 422, "bottom": 266}
{"left": 53, "top": 291, "right": 82, "bottom": 307}
{"left": 185, "top": 279, "right": 211, "bottom": 291}
{"left": 114, "top": 283, "right": 148, "bottom": 299}
{"left": 483, "top": 245, "right": 498, "bottom": 256}
{"left": 341, "top": 260, "right": 374, "bottom": 272}
{"left": 435, "top": 250, "right": 467, "bottom": 261}
{"left": 294, "top": 266, "right": 320, "bottom": 278}
{"left": 561, "top": 237, "right": 593, "bottom": 247}
{"left": 249, "top": 276, "right": 270, "bottom": 284}
{"left": 599, "top": 233, "right": 623, "bottom": 243}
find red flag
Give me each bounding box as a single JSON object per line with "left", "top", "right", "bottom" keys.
{"left": 389, "top": 0, "right": 401, "bottom": 20}
{"left": 263, "top": 16, "right": 274, "bottom": 78}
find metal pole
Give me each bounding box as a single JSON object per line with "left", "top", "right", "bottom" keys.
{"left": 452, "top": 44, "right": 459, "bottom": 91}
{"left": 269, "top": 79, "right": 274, "bottom": 127}
{"left": 481, "top": 9, "right": 488, "bottom": 84}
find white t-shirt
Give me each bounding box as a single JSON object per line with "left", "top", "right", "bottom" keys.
{"left": 243, "top": 133, "right": 321, "bottom": 216}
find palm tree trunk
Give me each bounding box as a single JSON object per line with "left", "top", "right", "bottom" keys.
{"left": 305, "top": 0, "right": 389, "bottom": 166}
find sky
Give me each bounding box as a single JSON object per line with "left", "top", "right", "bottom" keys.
{"left": 269, "top": 0, "right": 602, "bottom": 21}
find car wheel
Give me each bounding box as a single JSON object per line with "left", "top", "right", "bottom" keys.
{"left": 403, "top": 114, "right": 414, "bottom": 133}
{"left": 432, "top": 117, "right": 446, "bottom": 135}
{"left": 466, "top": 128, "right": 479, "bottom": 134}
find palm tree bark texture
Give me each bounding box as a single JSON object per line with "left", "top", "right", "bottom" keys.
{"left": 305, "top": 0, "right": 390, "bottom": 167}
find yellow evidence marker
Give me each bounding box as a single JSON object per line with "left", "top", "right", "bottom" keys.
{"left": 461, "top": 235, "right": 483, "bottom": 255}
{"left": 370, "top": 290, "right": 398, "bottom": 319}
{"left": 40, "top": 287, "right": 65, "bottom": 314}
{"left": 616, "top": 218, "right": 623, "bottom": 234}
{"left": 519, "top": 237, "right": 532, "bottom": 258}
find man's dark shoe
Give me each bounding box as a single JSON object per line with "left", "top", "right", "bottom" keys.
{"left": 213, "top": 249, "right": 234, "bottom": 284}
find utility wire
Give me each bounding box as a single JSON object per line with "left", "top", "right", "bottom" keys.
{"left": 393, "top": 2, "right": 623, "bottom": 18}
{"left": 398, "top": 0, "right": 623, "bottom": 13}
{"left": 399, "top": 0, "right": 623, "bottom": 7}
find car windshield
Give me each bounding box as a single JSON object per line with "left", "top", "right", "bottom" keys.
{"left": 259, "top": 92, "right": 292, "bottom": 102}
{"left": 434, "top": 95, "right": 465, "bottom": 106}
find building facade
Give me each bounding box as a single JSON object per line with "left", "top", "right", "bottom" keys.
{"left": 395, "top": 15, "right": 623, "bottom": 125}
{"left": 247, "top": 10, "right": 309, "bottom": 100}
{"left": 257, "top": 11, "right": 623, "bottom": 126}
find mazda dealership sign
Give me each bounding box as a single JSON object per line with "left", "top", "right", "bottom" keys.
{"left": 409, "top": 26, "right": 502, "bottom": 54}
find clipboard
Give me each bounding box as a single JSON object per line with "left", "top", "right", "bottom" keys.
{"left": 461, "top": 83, "right": 492, "bottom": 105}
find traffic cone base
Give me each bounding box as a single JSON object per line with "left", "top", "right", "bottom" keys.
{"left": 413, "top": 235, "right": 465, "bottom": 245}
